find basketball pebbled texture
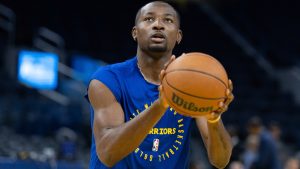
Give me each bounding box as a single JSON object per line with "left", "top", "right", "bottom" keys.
{"left": 162, "top": 52, "right": 228, "bottom": 117}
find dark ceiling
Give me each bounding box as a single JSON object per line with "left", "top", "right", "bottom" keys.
{"left": 1, "top": 0, "right": 299, "bottom": 65}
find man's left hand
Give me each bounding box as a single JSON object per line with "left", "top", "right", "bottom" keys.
{"left": 206, "top": 79, "right": 234, "bottom": 121}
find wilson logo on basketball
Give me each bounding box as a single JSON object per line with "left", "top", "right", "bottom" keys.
{"left": 172, "top": 93, "right": 213, "bottom": 112}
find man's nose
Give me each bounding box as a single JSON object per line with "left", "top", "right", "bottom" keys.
{"left": 153, "top": 19, "right": 164, "bottom": 30}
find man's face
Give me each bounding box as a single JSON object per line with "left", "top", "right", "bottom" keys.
{"left": 133, "top": 3, "right": 182, "bottom": 54}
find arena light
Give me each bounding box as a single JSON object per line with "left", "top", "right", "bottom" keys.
{"left": 18, "top": 50, "right": 59, "bottom": 90}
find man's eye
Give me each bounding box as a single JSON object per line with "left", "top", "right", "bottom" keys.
{"left": 165, "top": 18, "right": 174, "bottom": 23}
{"left": 145, "top": 17, "right": 154, "bottom": 22}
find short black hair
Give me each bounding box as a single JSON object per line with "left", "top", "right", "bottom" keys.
{"left": 134, "top": 1, "right": 181, "bottom": 27}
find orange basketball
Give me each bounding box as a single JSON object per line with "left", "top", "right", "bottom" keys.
{"left": 162, "top": 52, "right": 228, "bottom": 117}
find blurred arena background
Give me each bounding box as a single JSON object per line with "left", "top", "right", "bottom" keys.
{"left": 0, "top": 0, "right": 299, "bottom": 169}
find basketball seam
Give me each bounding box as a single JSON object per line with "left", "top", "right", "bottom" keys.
{"left": 167, "top": 69, "right": 227, "bottom": 88}
{"left": 165, "top": 70, "right": 227, "bottom": 100}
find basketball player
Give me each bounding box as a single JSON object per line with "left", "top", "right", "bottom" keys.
{"left": 86, "top": 1, "right": 234, "bottom": 169}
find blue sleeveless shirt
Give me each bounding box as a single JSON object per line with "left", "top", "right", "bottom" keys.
{"left": 87, "top": 57, "right": 193, "bottom": 169}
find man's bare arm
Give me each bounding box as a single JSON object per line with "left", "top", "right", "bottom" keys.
{"left": 89, "top": 80, "right": 167, "bottom": 167}
{"left": 196, "top": 80, "right": 234, "bottom": 169}
{"left": 196, "top": 117, "right": 232, "bottom": 169}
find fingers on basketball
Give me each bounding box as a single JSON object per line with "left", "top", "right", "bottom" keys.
{"left": 159, "top": 69, "right": 166, "bottom": 83}
{"left": 160, "top": 55, "right": 176, "bottom": 83}
{"left": 164, "top": 55, "right": 176, "bottom": 69}
{"left": 225, "top": 79, "right": 234, "bottom": 105}
{"left": 228, "top": 79, "right": 233, "bottom": 92}
{"left": 213, "top": 101, "right": 226, "bottom": 114}
{"left": 217, "top": 79, "right": 234, "bottom": 114}
{"left": 206, "top": 111, "right": 221, "bottom": 120}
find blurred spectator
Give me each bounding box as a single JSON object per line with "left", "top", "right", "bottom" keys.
{"left": 242, "top": 134, "right": 258, "bottom": 169}
{"left": 284, "top": 157, "right": 299, "bottom": 169}
{"left": 56, "top": 127, "right": 78, "bottom": 161}
{"left": 17, "top": 151, "right": 30, "bottom": 160}
{"left": 227, "top": 124, "right": 243, "bottom": 162}
{"left": 246, "top": 116, "right": 282, "bottom": 169}
{"left": 229, "top": 161, "right": 245, "bottom": 169}
{"left": 268, "top": 121, "right": 291, "bottom": 165}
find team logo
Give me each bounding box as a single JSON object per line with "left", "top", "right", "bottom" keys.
{"left": 152, "top": 138, "right": 159, "bottom": 152}
{"left": 133, "top": 104, "right": 186, "bottom": 162}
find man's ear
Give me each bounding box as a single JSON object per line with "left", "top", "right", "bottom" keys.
{"left": 177, "top": 29, "right": 183, "bottom": 44}
{"left": 132, "top": 26, "right": 137, "bottom": 41}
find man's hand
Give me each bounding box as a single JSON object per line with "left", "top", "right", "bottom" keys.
{"left": 206, "top": 79, "right": 234, "bottom": 121}
{"left": 158, "top": 55, "right": 176, "bottom": 109}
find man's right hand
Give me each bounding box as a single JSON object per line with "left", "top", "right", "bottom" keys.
{"left": 158, "top": 54, "right": 177, "bottom": 109}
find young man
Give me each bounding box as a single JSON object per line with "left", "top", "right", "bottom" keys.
{"left": 86, "top": 1, "right": 234, "bottom": 169}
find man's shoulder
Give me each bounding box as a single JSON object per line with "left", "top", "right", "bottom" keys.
{"left": 98, "top": 57, "right": 136, "bottom": 73}
{"left": 90, "top": 56, "right": 137, "bottom": 84}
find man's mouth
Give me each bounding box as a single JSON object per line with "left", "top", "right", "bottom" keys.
{"left": 151, "top": 33, "right": 166, "bottom": 43}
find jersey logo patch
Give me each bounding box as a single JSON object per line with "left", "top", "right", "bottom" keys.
{"left": 152, "top": 138, "right": 159, "bottom": 152}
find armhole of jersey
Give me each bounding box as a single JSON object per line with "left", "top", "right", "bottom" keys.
{"left": 85, "top": 67, "right": 122, "bottom": 103}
